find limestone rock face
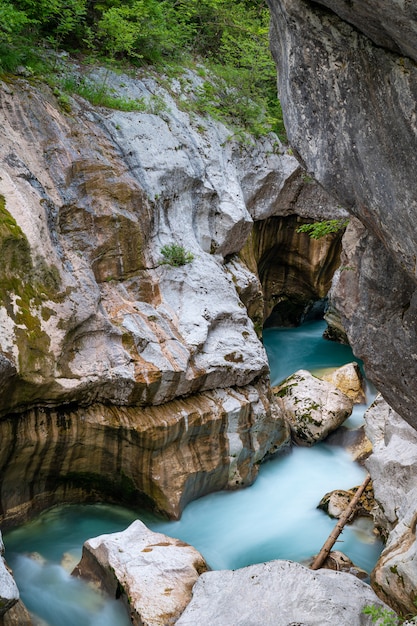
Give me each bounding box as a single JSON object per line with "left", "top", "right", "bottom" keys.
{"left": 0, "top": 533, "right": 19, "bottom": 617}
{"left": 267, "top": 0, "right": 417, "bottom": 430}
{"left": 176, "top": 559, "right": 388, "bottom": 625}
{"left": 73, "top": 520, "right": 207, "bottom": 626}
{"left": 365, "top": 395, "right": 417, "bottom": 614}
{"left": 273, "top": 369, "right": 353, "bottom": 445}
{"left": 0, "top": 380, "right": 290, "bottom": 526}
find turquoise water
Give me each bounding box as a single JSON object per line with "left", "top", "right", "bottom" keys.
{"left": 263, "top": 319, "right": 363, "bottom": 386}
{"left": 3, "top": 319, "right": 383, "bottom": 625}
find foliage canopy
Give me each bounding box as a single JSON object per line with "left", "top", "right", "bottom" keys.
{"left": 0, "top": 0, "right": 285, "bottom": 139}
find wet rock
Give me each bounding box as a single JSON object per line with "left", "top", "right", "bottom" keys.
{"left": 273, "top": 370, "right": 353, "bottom": 445}
{"left": 326, "top": 425, "right": 372, "bottom": 463}
{"left": 0, "top": 600, "right": 33, "bottom": 626}
{"left": 318, "top": 482, "right": 375, "bottom": 521}
{"left": 0, "top": 380, "right": 290, "bottom": 526}
{"left": 176, "top": 559, "right": 388, "bottom": 625}
{"left": 73, "top": 520, "right": 208, "bottom": 626}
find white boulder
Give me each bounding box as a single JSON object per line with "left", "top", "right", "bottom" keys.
{"left": 273, "top": 369, "right": 353, "bottom": 445}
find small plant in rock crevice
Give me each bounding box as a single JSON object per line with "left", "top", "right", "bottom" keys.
{"left": 159, "top": 243, "right": 194, "bottom": 267}
{"left": 296, "top": 218, "right": 349, "bottom": 240}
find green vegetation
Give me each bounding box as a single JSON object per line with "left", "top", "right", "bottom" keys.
{"left": 363, "top": 604, "right": 417, "bottom": 625}
{"left": 0, "top": 0, "right": 285, "bottom": 140}
{"left": 160, "top": 243, "right": 194, "bottom": 267}
{"left": 296, "top": 218, "right": 349, "bottom": 240}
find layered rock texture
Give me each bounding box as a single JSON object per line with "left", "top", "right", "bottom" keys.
{"left": 0, "top": 62, "right": 347, "bottom": 528}
{"left": 267, "top": 0, "right": 417, "bottom": 430}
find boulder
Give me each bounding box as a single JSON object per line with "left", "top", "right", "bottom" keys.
{"left": 322, "top": 362, "right": 365, "bottom": 404}
{"left": 273, "top": 370, "right": 353, "bottom": 445}
{"left": 73, "top": 520, "right": 208, "bottom": 626}
{"left": 176, "top": 559, "right": 389, "bottom": 625}
{"left": 320, "top": 550, "right": 368, "bottom": 580}
{"left": 365, "top": 395, "right": 417, "bottom": 614}
{"left": 318, "top": 483, "right": 375, "bottom": 521}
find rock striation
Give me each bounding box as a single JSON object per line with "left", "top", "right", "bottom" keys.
{"left": 267, "top": 0, "right": 417, "bottom": 430}
{"left": 0, "top": 380, "right": 289, "bottom": 526}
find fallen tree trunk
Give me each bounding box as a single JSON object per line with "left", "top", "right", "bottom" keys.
{"left": 310, "top": 474, "right": 372, "bottom": 571}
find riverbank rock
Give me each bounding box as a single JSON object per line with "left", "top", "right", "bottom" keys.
{"left": 365, "top": 395, "right": 417, "bottom": 615}
{"left": 0, "top": 601, "right": 33, "bottom": 626}
{"left": 273, "top": 370, "right": 353, "bottom": 445}
{"left": 326, "top": 425, "right": 372, "bottom": 463}
{"left": 0, "top": 533, "right": 19, "bottom": 618}
{"left": 320, "top": 551, "right": 368, "bottom": 580}
{"left": 322, "top": 362, "right": 365, "bottom": 404}
{"left": 176, "top": 559, "right": 388, "bottom": 625}
{"left": 318, "top": 483, "right": 375, "bottom": 521}
{"left": 73, "top": 520, "right": 208, "bottom": 626}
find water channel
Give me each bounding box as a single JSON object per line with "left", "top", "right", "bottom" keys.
{"left": 3, "top": 320, "right": 383, "bottom": 625}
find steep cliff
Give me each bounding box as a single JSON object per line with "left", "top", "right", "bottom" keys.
{"left": 267, "top": 0, "right": 417, "bottom": 614}
{"left": 267, "top": 0, "right": 417, "bottom": 430}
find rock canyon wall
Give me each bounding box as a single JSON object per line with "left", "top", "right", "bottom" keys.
{"left": 0, "top": 66, "right": 342, "bottom": 529}
{"left": 268, "top": 0, "right": 417, "bottom": 430}
{"left": 267, "top": 0, "right": 417, "bottom": 614}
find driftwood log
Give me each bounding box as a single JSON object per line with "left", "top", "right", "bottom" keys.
{"left": 311, "top": 474, "right": 372, "bottom": 571}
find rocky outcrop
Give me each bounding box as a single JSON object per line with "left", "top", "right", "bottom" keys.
{"left": 273, "top": 369, "right": 353, "bottom": 445}
{"left": 247, "top": 212, "right": 344, "bottom": 327}
{"left": 176, "top": 559, "right": 388, "bottom": 625}
{"left": 365, "top": 396, "right": 417, "bottom": 615}
{"left": 267, "top": 0, "right": 417, "bottom": 430}
{"left": 73, "top": 520, "right": 207, "bottom": 626}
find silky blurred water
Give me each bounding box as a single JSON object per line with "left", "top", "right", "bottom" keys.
{"left": 4, "top": 319, "right": 383, "bottom": 625}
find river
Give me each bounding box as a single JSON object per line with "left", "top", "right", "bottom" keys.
{"left": 3, "top": 320, "right": 383, "bottom": 625}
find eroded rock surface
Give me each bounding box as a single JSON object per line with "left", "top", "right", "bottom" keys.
{"left": 73, "top": 520, "right": 207, "bottom": 626}
{"left": 273, "top": 369, "right": 353, "bottom": 445}
{"left": 176, "top": 559, "right": 388, "bottom": 625}
{"left": 0, "top": 380, "right": 290, "bottom": 526}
